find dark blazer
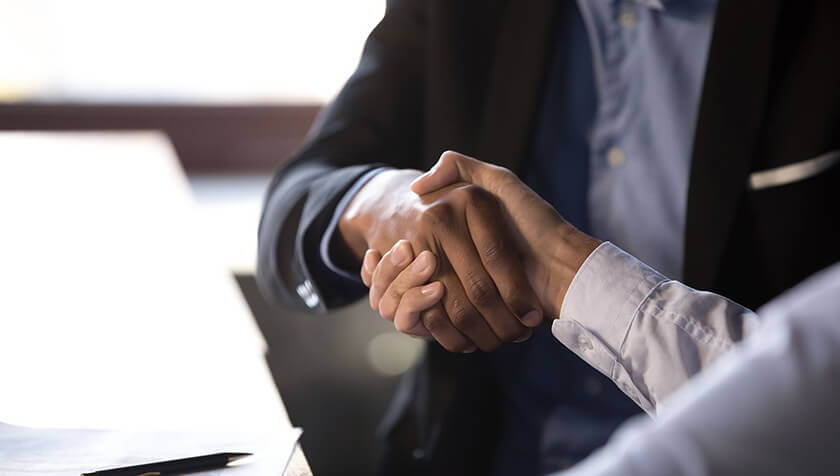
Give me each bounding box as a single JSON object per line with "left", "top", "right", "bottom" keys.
{"left": 257, "top": 1, "right": 840, "bottom": 474}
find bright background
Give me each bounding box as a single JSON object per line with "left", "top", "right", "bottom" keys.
{"left": 0, "top": 2, "right": 425, "bottom": 475}
{"left": 0, "top": 0, "right": 385, "bottom": 103}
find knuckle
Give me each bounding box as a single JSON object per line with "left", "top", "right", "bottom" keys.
{"left": 496, "top": 167, "right": 516, "bottom": 181}
{"left": 459, "top": 184, "right": 499, "bottom": 213}
{"left": 449, "top": 297, "right": 479, "bottom": 329}
{"left": 454, "top": 183, "right": 488, "bottom": 202}
{"left": 421, "top": 308, "right": 448, "bottom": 333}
{"left": 421, "top": 202, "right": 456, "bottom": 227}
{"left": 465, "top": 276, "right": 496, "bottom": 308}
{"left": 394, "top": 317, "right": 413, "bottom": 334}
{"left": 385, "top": 285, "right": 404, "bottom": 303}
{"left": 440, "top": 150, "right": 460, "bottom": 167}
{"left": 480, "top": 239, "right": 506, "bottom": 265}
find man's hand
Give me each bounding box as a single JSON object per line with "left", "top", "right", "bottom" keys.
{"left": 360, "top": 241, "right": 441, "bottom": 340}
{"left": 337, "top": 169, "right": 543, "bottom": 352}
{"left": 403, "top": 151, "right": 602, "bottom": 318}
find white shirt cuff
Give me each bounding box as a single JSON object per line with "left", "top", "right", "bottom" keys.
{"left": 552, "top": 242, "right": 666, "bottom": 414}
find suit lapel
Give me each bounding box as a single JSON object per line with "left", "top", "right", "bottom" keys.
{"left": 477, "top": 0, "right": 557, "bottom": 174}
{"left": 683, "top": 0, "right": 782, "bottom": 290}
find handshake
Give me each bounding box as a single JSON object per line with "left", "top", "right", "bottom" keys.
{"left": 338, "top": 151, "right": 602, "bottom": 352}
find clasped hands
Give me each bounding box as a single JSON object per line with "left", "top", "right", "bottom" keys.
{"left": 338, "top": 151, "right": 601, "bottom": 352}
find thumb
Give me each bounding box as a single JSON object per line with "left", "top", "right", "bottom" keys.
{"left": 411, "top": 150, "right": 482, "bottom": 195}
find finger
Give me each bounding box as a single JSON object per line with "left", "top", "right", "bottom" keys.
{"left": 465, "top": 188, "right": 544, "bottom": 327}
{"left": 410, "top": 150, "right": 472, "bottom": 195}
{"left": 361, "top": 249, "right": 381, "bottom": 287}
{"left": 419, "top": 302, "right": 476, "bottom": 353}
{"left": 411, "top": 151, "right": 525, "bottom": 205}
{"left": 435, "top": 203, "right": 530, "bottom": 343}
{"left": 393, "top": 281, "right": 443, "bottom": 338}
{"left": 369, "top": 240, "right": 413, "bottom": 314}
{"left": 379, "top": 250, "right": 438, "bottom": 321}
{"left": 409, "top": 150, "right": 489, "bottom": 195}
{"left": 441, "top": 245, "right": 529, "bottom": 348}
{"left": 435, "top": 257, "right": 504, "bottom": 351}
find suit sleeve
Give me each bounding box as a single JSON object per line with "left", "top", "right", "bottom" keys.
{"left": 256, "top": 0, "right": 426, "bottom": 313}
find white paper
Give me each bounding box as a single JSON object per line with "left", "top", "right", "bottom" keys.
{"left": 0, "top": 422, "right": 302, "bottom": 476}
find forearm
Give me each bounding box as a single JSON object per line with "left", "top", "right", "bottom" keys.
{"left": 551, "top": 242, "right": 758, "bottom": 413}
{"left": 256, "top": 160, "right": 381, "bottom": 311}
{"left": 256, "top": 0, "right": 427, "bottom": 311}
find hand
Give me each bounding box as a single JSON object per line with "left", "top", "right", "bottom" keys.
{"left": 360, "top": 240, "right": 531, "bottom": 343}
{"left": 410, "top": 151, "right": 602, "bottom": 317}
{"left": 359, "top": 241, "right": 437, "bottom": 339}
{"left": 337, "top": 169, "right": 543, "bottom": 352}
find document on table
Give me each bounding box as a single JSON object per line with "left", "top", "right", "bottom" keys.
{"left": 0, "top": 423, "right": 302, "bottom": 475}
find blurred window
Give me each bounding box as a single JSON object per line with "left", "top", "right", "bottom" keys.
{"left": 0, "top": 0, "right": 384, "bottom": 104}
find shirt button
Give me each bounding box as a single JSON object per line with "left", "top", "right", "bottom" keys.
{"left": 607, "top": 147, "right": 626, "bottom": 168}
{"left": 577, "top": 334, "right": 594, "bottom": 351}
{"left": 619, "top": 10, "right": 637, "bottom": 28}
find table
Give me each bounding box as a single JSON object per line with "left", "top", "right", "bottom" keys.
{"left": 0, "top": 132, "right": 311, "bottom": 475}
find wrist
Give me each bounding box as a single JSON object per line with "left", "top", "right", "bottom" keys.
{"left": 547, "top": 223, "right": 601, "bottom": 317}
{"left": 337, "top": 169, "right": 422, "bottom": 262}
{"left": 337, "top": 188, "right": 375, "bottom": 263}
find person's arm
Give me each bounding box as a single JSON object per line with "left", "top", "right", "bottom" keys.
{"left": 556, "top": 262, "right": 840, "bottom": 476}
{"left": 554, "top": 241, "right": 758, "bottom": 413}
{"left": 392, "top": 151, "right": 757, "bottom": 409}
{"left": 256, "top": 0, "right": 426, "bottom": 312}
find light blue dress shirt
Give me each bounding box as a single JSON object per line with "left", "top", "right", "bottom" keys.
{"left": 578, "top": 0, "right": 718, "bottom": 280}
{"left": 318, "top": 0, "right": 719, "bottom": 473}
{"left": 497, "top": 1, "right": 719, "bottom": 473}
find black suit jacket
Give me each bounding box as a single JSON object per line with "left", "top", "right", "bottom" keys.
{"left": 257, "top": 1, "right": 840, "bottom": 473}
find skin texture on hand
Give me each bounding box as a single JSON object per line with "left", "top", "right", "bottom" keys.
{"left": 365, "top": 151, "right": 601, "bottom": 326}
{"left": 360, "top": 241, "right": 440, "bottom": 339}
{"left": 337, "top": 169, "right": 543, "bottom": 352}
{"left": 412, "top": 151, "right": 602, "bottom": 317}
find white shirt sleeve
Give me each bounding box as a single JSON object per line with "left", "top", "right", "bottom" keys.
{"left": 552, "top": 242, "right": 759, "bottom": 414}
{"left": 555, "top": 261, "right": 840, "bottom": 476}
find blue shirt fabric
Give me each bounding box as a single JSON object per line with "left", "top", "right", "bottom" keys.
{"left": 492, "top": 0, "right": 717, "bottom": 474}
{"left": 316, "top": 0, "right": 718, "bottom": 474}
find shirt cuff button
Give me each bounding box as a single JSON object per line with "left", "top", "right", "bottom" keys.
{"left": 577, "top": 334, "right": 594, "bottom": 351}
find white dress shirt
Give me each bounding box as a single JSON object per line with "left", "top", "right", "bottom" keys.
{"left": 554, "top": 242, "right": 760, "bottom": 413}
{"left": 553, "top": 242, "right": 840, "bottom": 474}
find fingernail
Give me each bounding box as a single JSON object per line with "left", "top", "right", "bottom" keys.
{"left": 514, "top": 332, "right": 531, "bottom": 343}
{"left": 363, "top": 252, "right": 377, "bottom": 274}
{"left": 420, "top": 282, "right": 440, "bottom": 296}
{"left": 522, "top": 310, "right": 542, "bottom": 327}
{"left": 391, "top": 242, "right": 408, "bottom": 265}
{"left": 462, "top": 345, "right": 477, "bottom": 354}
{"left": 413, "top": 252, "right": 431, "bottom": 274}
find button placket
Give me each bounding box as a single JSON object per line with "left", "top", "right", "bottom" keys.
{"left": 619, "top": 10, "right": 637, "bottom": 28}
